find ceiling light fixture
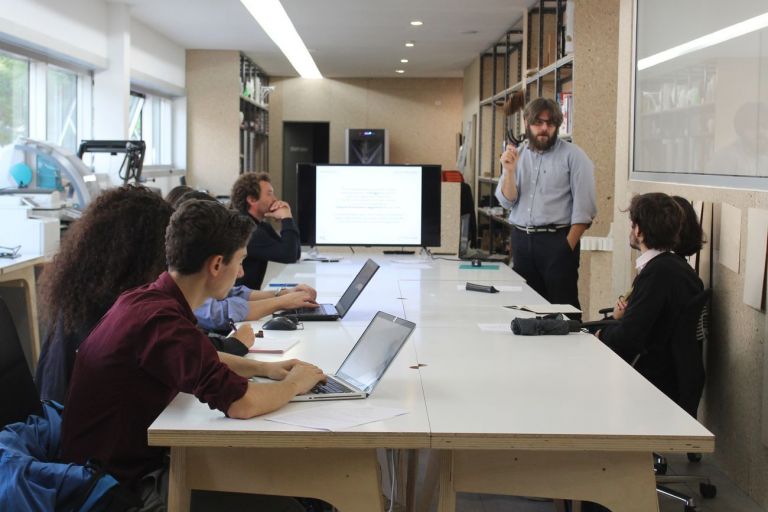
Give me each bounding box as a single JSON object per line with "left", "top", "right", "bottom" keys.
{"left": 400, "top": 59, "right": 409, "bottom": 63}
{"left": 396, "top": 69, "right": 405, "bottom": 74}
{"left": 638, "top": 11, "right": 768, "bottom": 71}
{"left": 410, "top": 20, "right": 423, "bottom": 26}
{"left": 405, "top": 41, "right": 415, "bottom": 47}
{"left": 240, "top": 0, "right": 322, "bottom": 79}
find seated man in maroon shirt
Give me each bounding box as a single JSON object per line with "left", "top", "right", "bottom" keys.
{"left": 60, "top": 199, "right": 326, "bottom": 507}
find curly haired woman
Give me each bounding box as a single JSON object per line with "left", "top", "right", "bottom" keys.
{"left": 35, "top": 186, "right": 174, "bottom": 403}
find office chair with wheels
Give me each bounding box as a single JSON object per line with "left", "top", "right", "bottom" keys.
{"left": 0, "top": 297, "right": 42, "bottom": 429}
{"left": 574, "top": 289, "right": 716, "bottom": 512}
{"left": 652, "top": 288, "right": 716, "bottom": 511}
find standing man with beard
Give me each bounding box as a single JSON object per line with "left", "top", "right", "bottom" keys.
{"left": 495, "top": 98, "right": 596, "bottom": 312}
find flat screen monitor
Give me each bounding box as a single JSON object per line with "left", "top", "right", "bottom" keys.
{"left": 297, "top": 163, "right": 441, "bottom": 247}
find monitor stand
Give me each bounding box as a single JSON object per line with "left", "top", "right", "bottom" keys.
{"left": 383, "top": 249, "right": 415, "bottom": 255}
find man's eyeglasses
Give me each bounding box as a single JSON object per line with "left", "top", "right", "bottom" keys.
{"left": 529, "top": 117, "right": 557, "bottom": 127}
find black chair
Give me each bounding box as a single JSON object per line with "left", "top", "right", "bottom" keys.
{"left": 0, "top": 297, "right": 42, "bottom": 429}
{"left": 653, "top": 288, "right": 716, "bottom": 512}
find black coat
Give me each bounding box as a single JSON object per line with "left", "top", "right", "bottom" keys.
{"left": 600, "top": 252, "right": 704, "bottom": 403}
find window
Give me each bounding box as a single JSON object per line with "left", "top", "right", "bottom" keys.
{"left": 129, "top": 91, "right": 173, "bottom": 165}
{"left": 632, "top": 0, "right": 768, "bottom": 189}
{"left": 0, "top": 47, "right": 91, "bottom": 153}
{"left": 47, "top": 66, "right": 78, "bottom": 151}
{"left": 0, "top": 52, "right": 30, "bottom": 146}
{"left": 129, "top": 92, "right": 144, "bottom": 141}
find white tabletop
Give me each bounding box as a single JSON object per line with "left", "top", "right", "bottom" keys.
{"left": 149, "top": 252, "right": 714, "bottom": 455}
{"left": 149, "top": 322, "right": 430, "bottom": 449}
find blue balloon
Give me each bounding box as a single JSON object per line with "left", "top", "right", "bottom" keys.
{"left": 10, "top": 163, "right": 33, "bottom": 187}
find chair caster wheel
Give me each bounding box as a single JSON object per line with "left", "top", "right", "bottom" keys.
{"left": 700, "top": 482, "right": 717, "bottom": 499}
{"left": 687, "top": 452, "right": 702, "bottom": 463}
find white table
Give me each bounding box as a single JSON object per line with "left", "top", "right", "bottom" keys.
{"left": 149, "top": 254, "right": 715, "bottom": 512}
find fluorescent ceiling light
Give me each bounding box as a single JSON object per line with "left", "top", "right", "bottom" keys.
{"left": 395, "top": 69, "right": 405, "bottom": 74}
{"left": 400, "top": 59, "right": 409, "bottom": 63}
{"left": 638, "top": 11, "right": 768, "bottom": 71}
{"left": 410, "top": 20, "right": 423, "bottom": 26}
{"left": 241, "top": 0, "right": 322, "bottom": 79}
{"left": 405, "top": 41, "right": 415, "bottom": 47}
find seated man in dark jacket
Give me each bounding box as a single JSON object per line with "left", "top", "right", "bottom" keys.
{"left": 230, "top": 173, "right": 301, "bottom": 290}
{"left": 598, "top": 192, "right": 704, "bottom": 399}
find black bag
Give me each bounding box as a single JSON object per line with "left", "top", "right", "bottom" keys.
{"left": 511, "top": 314, "right": 581, "bottom": 335}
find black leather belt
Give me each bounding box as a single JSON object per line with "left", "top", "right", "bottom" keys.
{"left": 513, "top": 224, "right": 569, "bottom": 234}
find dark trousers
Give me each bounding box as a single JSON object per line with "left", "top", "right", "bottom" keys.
{"left": 510, "top": 228, "right": 581, "bottom": 314}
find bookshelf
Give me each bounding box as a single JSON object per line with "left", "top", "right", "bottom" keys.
{"left": 239, "top": 53, "right": 270, "bottom": 174}
{"left": 475, "top": 0, "right": 574, "bottom": 255}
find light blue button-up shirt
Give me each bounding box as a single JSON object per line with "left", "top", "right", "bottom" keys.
{"left": 194, "top": 285, "right": 253, "bottom": 331}
{"left": 494, "top": 138, "right": 596, "bottom": 227}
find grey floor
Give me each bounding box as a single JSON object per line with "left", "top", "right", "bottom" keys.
{"left": 446, "top": 454, "right": 765, "bottom": 512}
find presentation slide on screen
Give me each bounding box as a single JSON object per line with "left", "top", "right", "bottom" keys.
{"left": 316, "top": 165, "right": 422, "bottom": 245}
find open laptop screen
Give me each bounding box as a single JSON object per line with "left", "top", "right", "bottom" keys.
{"left": 335, "top": 259, "right": 379, "bottom": 318}
{"left": 335, "top": 312, "right": 415, "bottom": 394}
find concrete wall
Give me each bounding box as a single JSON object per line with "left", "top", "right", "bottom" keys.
{"left": 267, "top": 77, "right": 464, "bottom": 196}
{"left": 186, "top": 50, "right": 240, "bottom": 196}
{"left": 615, "top": 0, "right": 768, "bottom": 506}
{"left": 572, "top": 0, "right": 620, "bottom": 318}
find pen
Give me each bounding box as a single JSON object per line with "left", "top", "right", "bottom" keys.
{"left": 320, "top": 259, "right": 340, "bottom": 263}
{"left": 268, "top": 283, "right": 298, "bottom": 287}
{"left": 227, "top": 318, "right": 237, "bottom": 333}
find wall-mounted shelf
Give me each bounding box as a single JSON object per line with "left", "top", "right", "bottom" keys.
{"left": 239, "top": 53, "right": 270, "bottom": 174}
{"left": 475, "top": 0, "right": 573, "bottom": 256}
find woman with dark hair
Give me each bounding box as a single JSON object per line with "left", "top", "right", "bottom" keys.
{"left": 164, "top": 184, "right": 193, "bottom": 206}
{"left": 672, "top": 195, "right": 705, "bottom": 258}
{"left": 35, "top": 186, "right": 174, "bottom": 403}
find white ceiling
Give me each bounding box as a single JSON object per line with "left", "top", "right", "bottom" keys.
{"left": 126, "top": 0, "right": 534, "bottom": 78}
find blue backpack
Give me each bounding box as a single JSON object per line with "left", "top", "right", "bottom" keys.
{"left": 0, "top": 401, "right": 137, "bottom": 511}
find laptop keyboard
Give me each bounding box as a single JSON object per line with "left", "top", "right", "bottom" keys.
{"left": 311, "top": 379, "right": 354, "bottom": 394}
{"left": 287, "top": 305, "right": 332, "bottom": 315}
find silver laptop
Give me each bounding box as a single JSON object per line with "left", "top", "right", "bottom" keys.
{"left": 274, "top": 258, "right": 380, "bottom": 321}
{"left": 292, "top": 311, "right": 416, "bottom": 401}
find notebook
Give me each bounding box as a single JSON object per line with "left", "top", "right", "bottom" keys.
{"left": 292, "top": 311, "right": 416, "bottom": 401}
{"left": 274, "top": 258, "right": 380, "bottom": 321}
{"left": 249, "top": 338, "right": 299, "bottom": 354}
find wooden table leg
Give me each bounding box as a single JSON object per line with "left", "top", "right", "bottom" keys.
{"left": 439, "top": 450, "right": 659, "bottom": 512}
{"left": 167, "top": 447, "right": 190, "bottom": 512}
{"left": 405, "top": 449, "right": 418, "bottom": 512}
{"left": 178, "top": 447, "right": 384, "bottom": 512}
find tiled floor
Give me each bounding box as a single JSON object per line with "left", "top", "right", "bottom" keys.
{"left": 445, "top": 454, "right": 765, "bottom": 512}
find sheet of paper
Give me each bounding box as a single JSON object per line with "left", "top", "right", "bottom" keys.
{"left": 699, "top": 202, "right": 713, "bottom": 288}
{"left": 392, "top": 259, "right": 431, "bottom": 264}
{"left": 293, "top": 272, "right": 317, "bottom": 278}
{"left": 478, "top": 323, "right": 511, "bottom": 332}
{"left": 719, "top": 202, "right": 741, "bottom": 273}
{"left": 265, "top": 405, "right": 408, "bottom": 431}
{"left": 249, "top": 338, "right": 299, "bottom": 354}
{"left": 506, "top": 304, "right": 581, "bottom": 314}
{"left": 456, "top": 284, "right": 522, "bottom": 292}
{"left": 743, "top": 208, "right": 768, "bottom": 310}
{"left": 496, "top": 285, "right": 523, "bottom": 292}
{"left": 392, "top": 263, "right": 432, "bottom": 270}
